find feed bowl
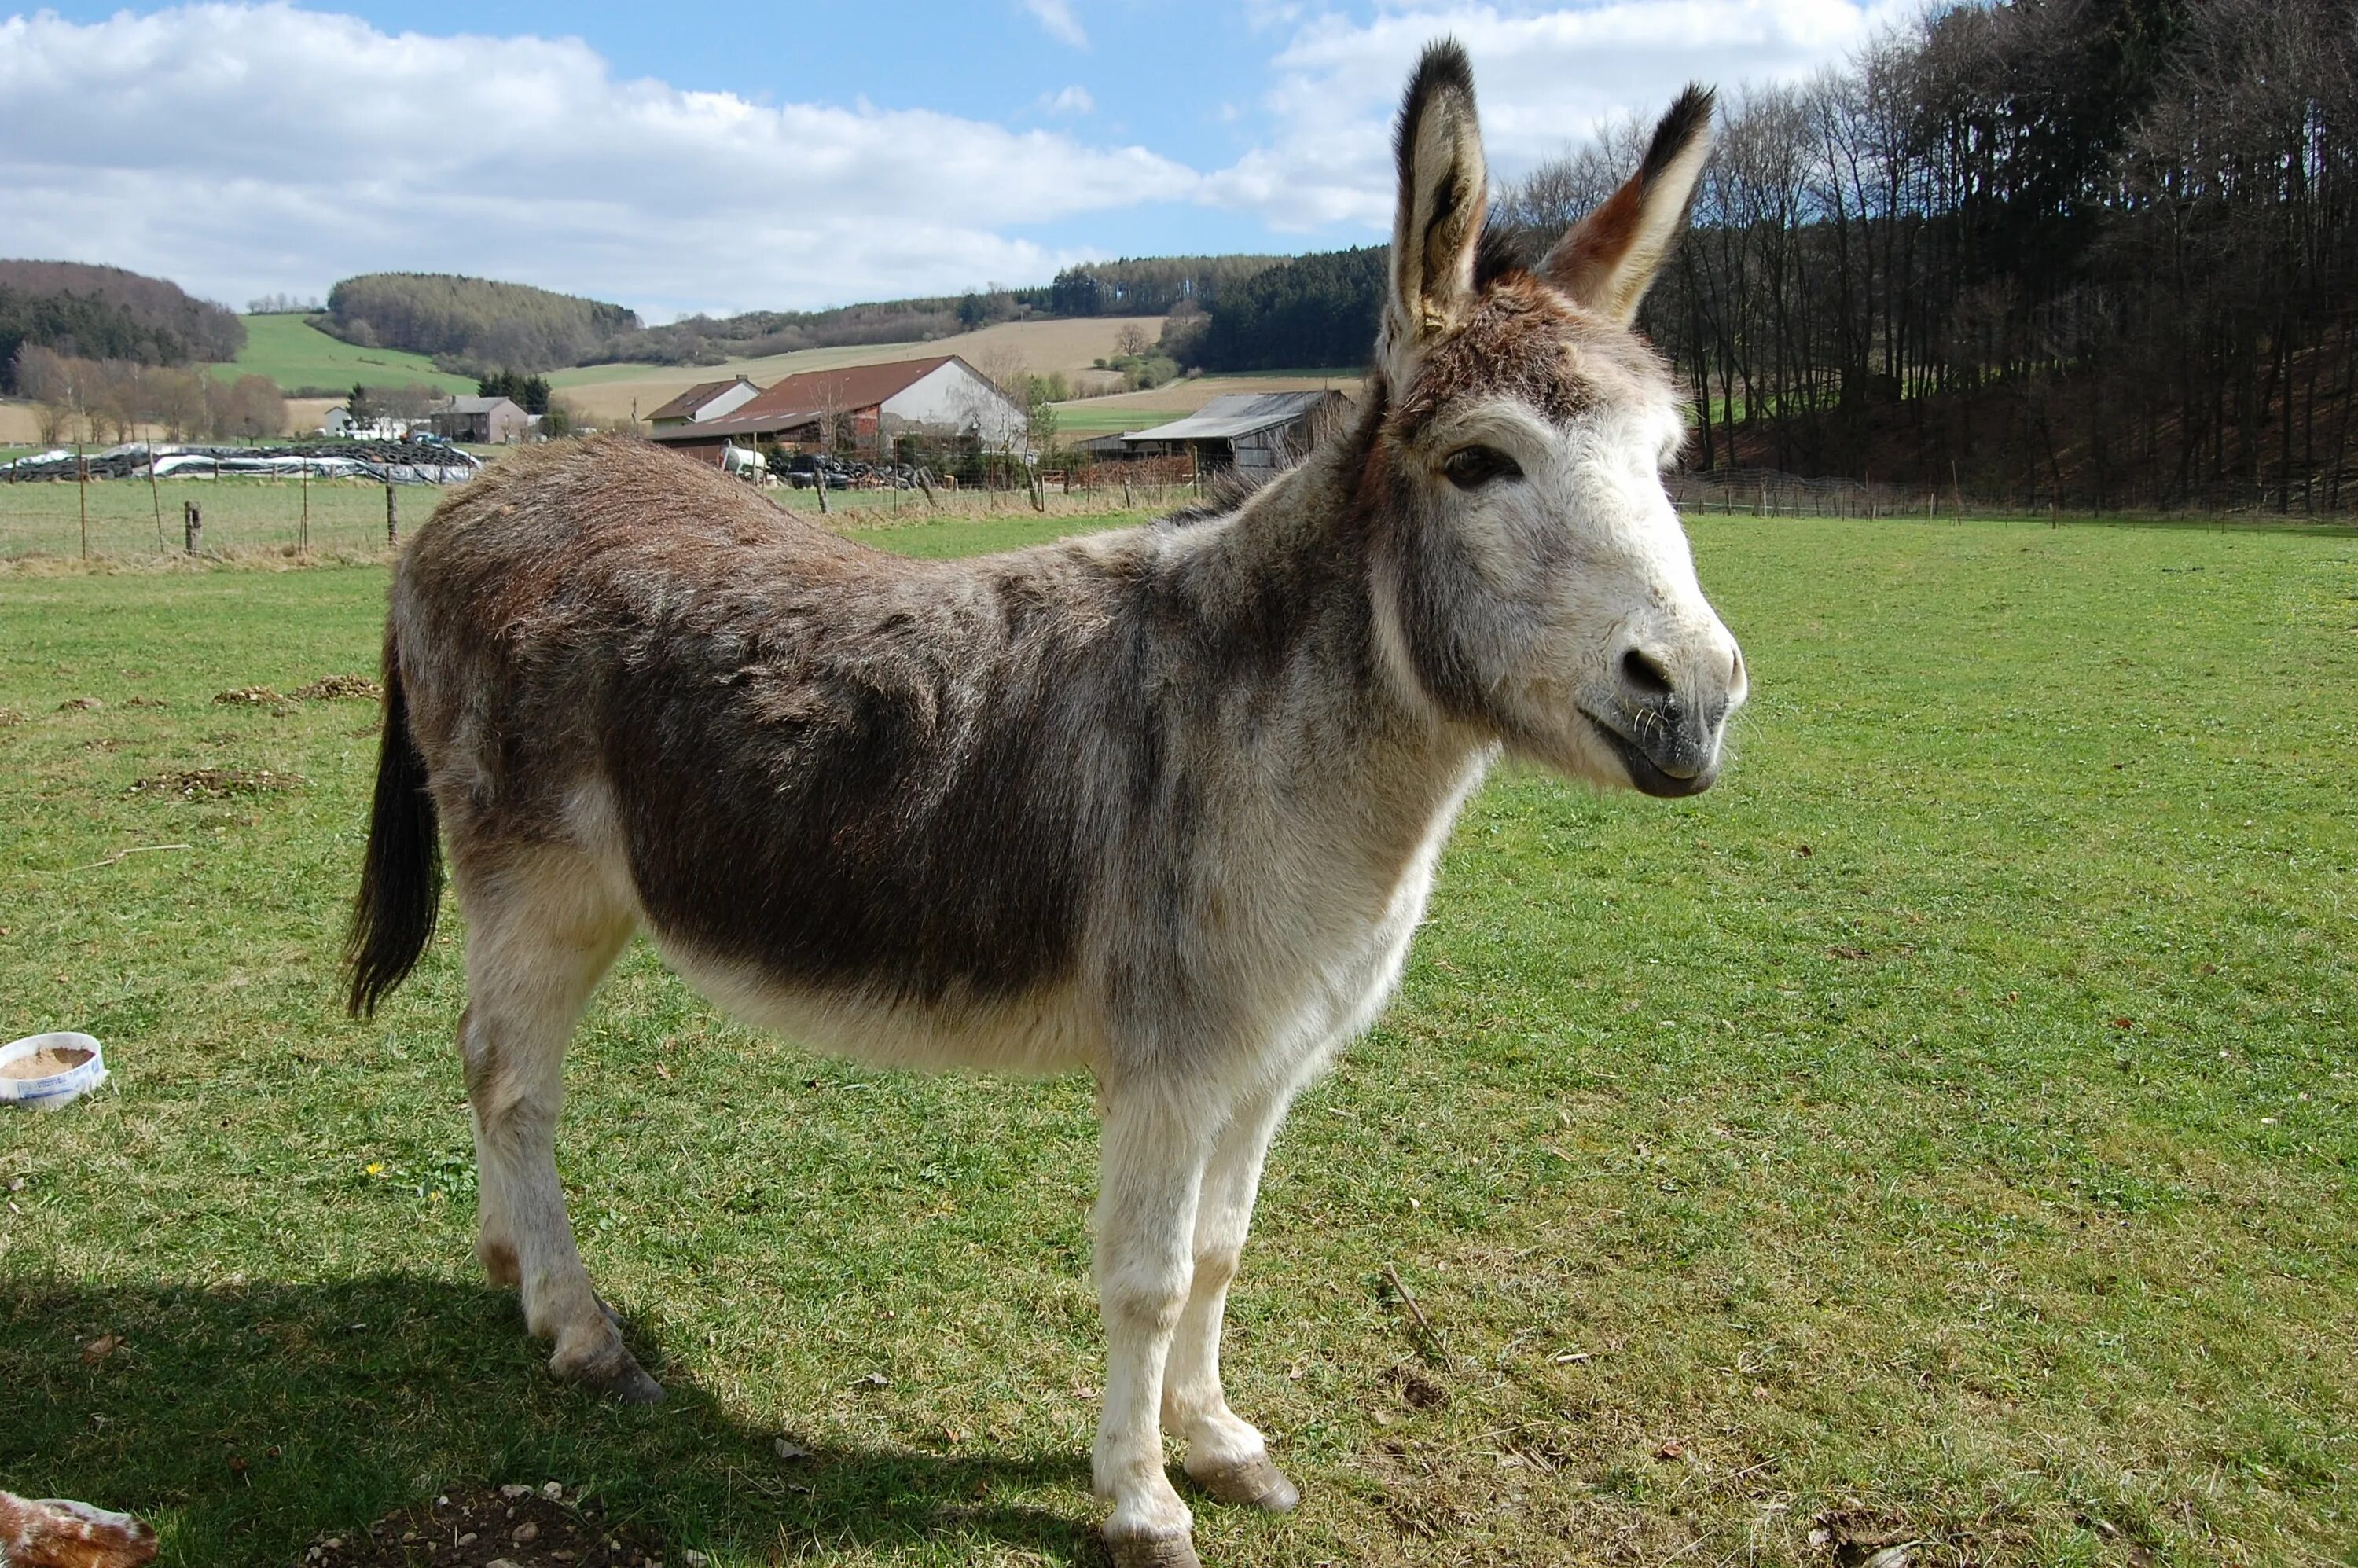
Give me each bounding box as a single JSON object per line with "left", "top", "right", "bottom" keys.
{"left": 0, "top": 1032, "right": 108, "bottom": 1110}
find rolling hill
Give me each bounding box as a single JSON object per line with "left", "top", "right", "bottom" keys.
{"left": 217, "top": 314, "right": 476, "bottom": 396}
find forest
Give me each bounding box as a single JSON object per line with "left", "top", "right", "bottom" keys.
{"left": 1189, "top": 0, "right": 2355, "bottom": 513}
{"left": 321, "top": 274, "right": 641, "bottom": 373}
{"left": 0, "top": 262, "right": 244, "bottom": 394}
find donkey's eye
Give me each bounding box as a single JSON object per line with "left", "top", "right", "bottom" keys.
{"left": 1442, "top": 446, "right": 1522, "bottom": 490}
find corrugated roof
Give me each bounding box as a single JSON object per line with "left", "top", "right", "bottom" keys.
{"left": 645, "top": 376, "right": 753, "bottom": 422}
{"left": 1122, "top": 391, "right": 1344, "bottom": 443}
{"left": 644, "top": 409, "right": 822, "bottom": 443}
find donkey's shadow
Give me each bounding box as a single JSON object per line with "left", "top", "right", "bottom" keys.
{"left": 0, "top": 1275, "right": 1099, "bottom": 1565}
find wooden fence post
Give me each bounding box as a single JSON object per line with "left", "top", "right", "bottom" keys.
{"left": 184, "top": 500, "right": 202, "bottom": 556}
{"left": 385, "top": 480, "right": 398, "bottom": 546}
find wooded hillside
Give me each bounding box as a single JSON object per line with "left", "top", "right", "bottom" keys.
{"left": 1192, "top": 248, "right": 1386, "bottom": 373}
{"left": 0, "top": 261, "right": 244, "bottom": 393}
{"left": 322, "top": 274, "right": 640, "bottom": 372}
{"left": 1046, "top": 256, "right": 1283, "bottom": 317}
{"left": 1177, "top": 0, "right": 2354, "bottom": 512}
{"left": 1594, "top": 0, "right": 2357, "bottom": 512}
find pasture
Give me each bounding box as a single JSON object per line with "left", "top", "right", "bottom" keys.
{"left": 217, "top": 316, "right": 478, "bottom": 398}
{"left": 0, "top": 515, "right": 2352, "bottom": 1566}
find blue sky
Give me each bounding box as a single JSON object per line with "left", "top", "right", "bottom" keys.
{"left": 0, "top": 2, "right": 1919, "bottom": 319}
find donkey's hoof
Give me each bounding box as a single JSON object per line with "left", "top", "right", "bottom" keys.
{"left": 551, "top": 1338, "right": 665, "bottom": 1405}
{"left": 1103, "top": 1529, "right": 1202, "bottom": 1568}
{"left": 1188, "top": 1453, "right": 1301, "bottom": 1513}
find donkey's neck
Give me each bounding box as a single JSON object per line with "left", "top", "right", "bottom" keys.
{"left": 1126, "top": 411, "right": 1493, "bottom": 887}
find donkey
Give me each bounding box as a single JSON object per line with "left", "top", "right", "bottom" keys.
{"left": 345, "top": 42, "right": 1740, "bottom": 1568}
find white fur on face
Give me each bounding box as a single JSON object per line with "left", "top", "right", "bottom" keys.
{"left": 1416, "top": 385, "right": 1744, "bottom": 789}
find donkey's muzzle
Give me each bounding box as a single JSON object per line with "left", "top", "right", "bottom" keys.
{"left": 1585, "top": 663, "right": 1729, "bottom": 797}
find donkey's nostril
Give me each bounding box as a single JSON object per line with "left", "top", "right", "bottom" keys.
{"left": 1621, "top": 648, "right": 1674, "bottom": 700}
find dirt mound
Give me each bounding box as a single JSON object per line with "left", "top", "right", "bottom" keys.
{"left": 299, "top": 1484, "right": 667, "bottom": 1568}
{"left": 128, "top": 769, "right": 307, "bottom": 800}
{"left": 213, "top": 686, "right": 285, "bottom": 707}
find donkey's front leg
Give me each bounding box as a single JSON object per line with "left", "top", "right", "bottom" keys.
{"left": 1093, "top": 1086, "right": 1218, "bottom": 1568}
{"left": 1165, "top": 1086, "right": 1300, "bottom": 1514}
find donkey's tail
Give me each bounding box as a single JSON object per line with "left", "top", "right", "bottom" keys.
{"left": 344, "top": 637, "right": 443, "bottom": 1016}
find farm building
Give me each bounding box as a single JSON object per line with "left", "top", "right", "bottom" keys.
{"left": 428, "top": 395, "right": 531, "bottom": 445}
{"left": 645, "top": 376, "right": 760, "bottom": 428}
{"left": 645, "top": 356, "right": 1026, "bottom": 464}
{"left": 1100, "top": 391, "right": 1350, "bottom": 473}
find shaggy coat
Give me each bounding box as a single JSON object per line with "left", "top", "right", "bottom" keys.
{"left": 347, "top": 42, "right": 1744, "bottom": 1568}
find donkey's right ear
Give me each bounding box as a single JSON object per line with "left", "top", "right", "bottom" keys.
{"left": 1383, "top": 40, "right": 1489, "bottom": 383}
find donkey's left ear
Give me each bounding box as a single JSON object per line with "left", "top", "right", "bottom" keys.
{"left": 1383, "top": 40, "right": 1488, "bottom": 380}
{"left": 1542, "top": 85, "right": 1716, "bottom": 323}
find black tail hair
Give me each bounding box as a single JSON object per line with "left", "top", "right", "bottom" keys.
{"left": 343, "top": 639, "right": 442, "bottom": 1016}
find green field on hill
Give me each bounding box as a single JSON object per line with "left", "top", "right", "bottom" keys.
{"left": 0, "top": 515, "right": 2352, "bottom": 1566}
{"left": 214, "top": 314, "right": 477, "bottom": 396}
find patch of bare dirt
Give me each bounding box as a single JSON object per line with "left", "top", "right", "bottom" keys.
{"left": 58, "top": 696, "right": 102, "bottom": 711}
{"left": 293, "top": 674, "right": 383, "bottom": 702}
{"left": 298, "top": 1483, "right": 667, "bottom": 1568}
{"left": 213, "top": 686, "right": 288, "bottom": 711}
{"left": 127, "top": 769, "right": 308, "bottom": 801}
{"left": 1810, "top": 1508, "right": 1920, "bottom": 1566}
{"left": 0, "top": 710, "right": 27, "bottom": 727}
{"left": 1384, "top": 1365, "right": 1451, "bottom": 1410}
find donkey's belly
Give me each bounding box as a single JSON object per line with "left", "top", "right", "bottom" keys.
{"left": 652, "top": 931, "right": 1104, "bottom": 1076}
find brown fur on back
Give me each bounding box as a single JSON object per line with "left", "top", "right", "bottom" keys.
{"left": 390, "top": 435, "right": 1403, "bottom": 1021}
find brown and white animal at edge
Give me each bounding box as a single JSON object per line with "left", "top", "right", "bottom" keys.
{"left": 343, "top": 42, "right": 1742, "bottom": 1568}
{"left": 0, "top": 1491, "right": 159, "bottom": 1568}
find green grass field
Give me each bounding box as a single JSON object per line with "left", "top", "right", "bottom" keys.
{"left": 1, "top": 516, "right": 2352, "bottom": 1566}
{"left": 215, "top": 315, "right": 477, "bottom": 397}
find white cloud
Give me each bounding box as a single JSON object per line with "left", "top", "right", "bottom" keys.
{"left": 1023, "top": 0, "right": 1090, "bottom": 49}
{"left": 1042, "top": 84, "right": 1097, "bottom": 114}
{"left": 1201, "top": 0, "right": 1923, "bottom": 230}
{"left": 0, "top": 4, "right": 1190, "bottom": 316}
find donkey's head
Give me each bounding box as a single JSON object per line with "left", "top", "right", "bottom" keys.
{"left": 1367, "top": 42, "right": 1744, "bottom": 797}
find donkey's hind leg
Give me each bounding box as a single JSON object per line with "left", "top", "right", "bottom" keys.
{"left": 456, "top": 850, "right": 656, "bottom": 1403}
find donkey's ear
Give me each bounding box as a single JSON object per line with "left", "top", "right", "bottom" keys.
{"left": 1384, "top": 40, "right": 1489, "bottom": 376}
{"left": 1542, "top": 85, "right": 1716, "bottom": 323}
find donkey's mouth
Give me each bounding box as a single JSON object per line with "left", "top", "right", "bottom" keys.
{"left": 1582, "top": 711, "right": 1717, "bottom": 799}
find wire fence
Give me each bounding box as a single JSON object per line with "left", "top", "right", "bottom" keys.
{"left": 19, "top": 457, "right": 2333, "bottom": 564}
{"left": 1669, "top": 466, "right": 2358, "bottom": 523}
{"left": 0, "top": 473, "right": 412, "bottom": 560}
{"left": 0, "top": 463, "right": 1224, "bottom": 560}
